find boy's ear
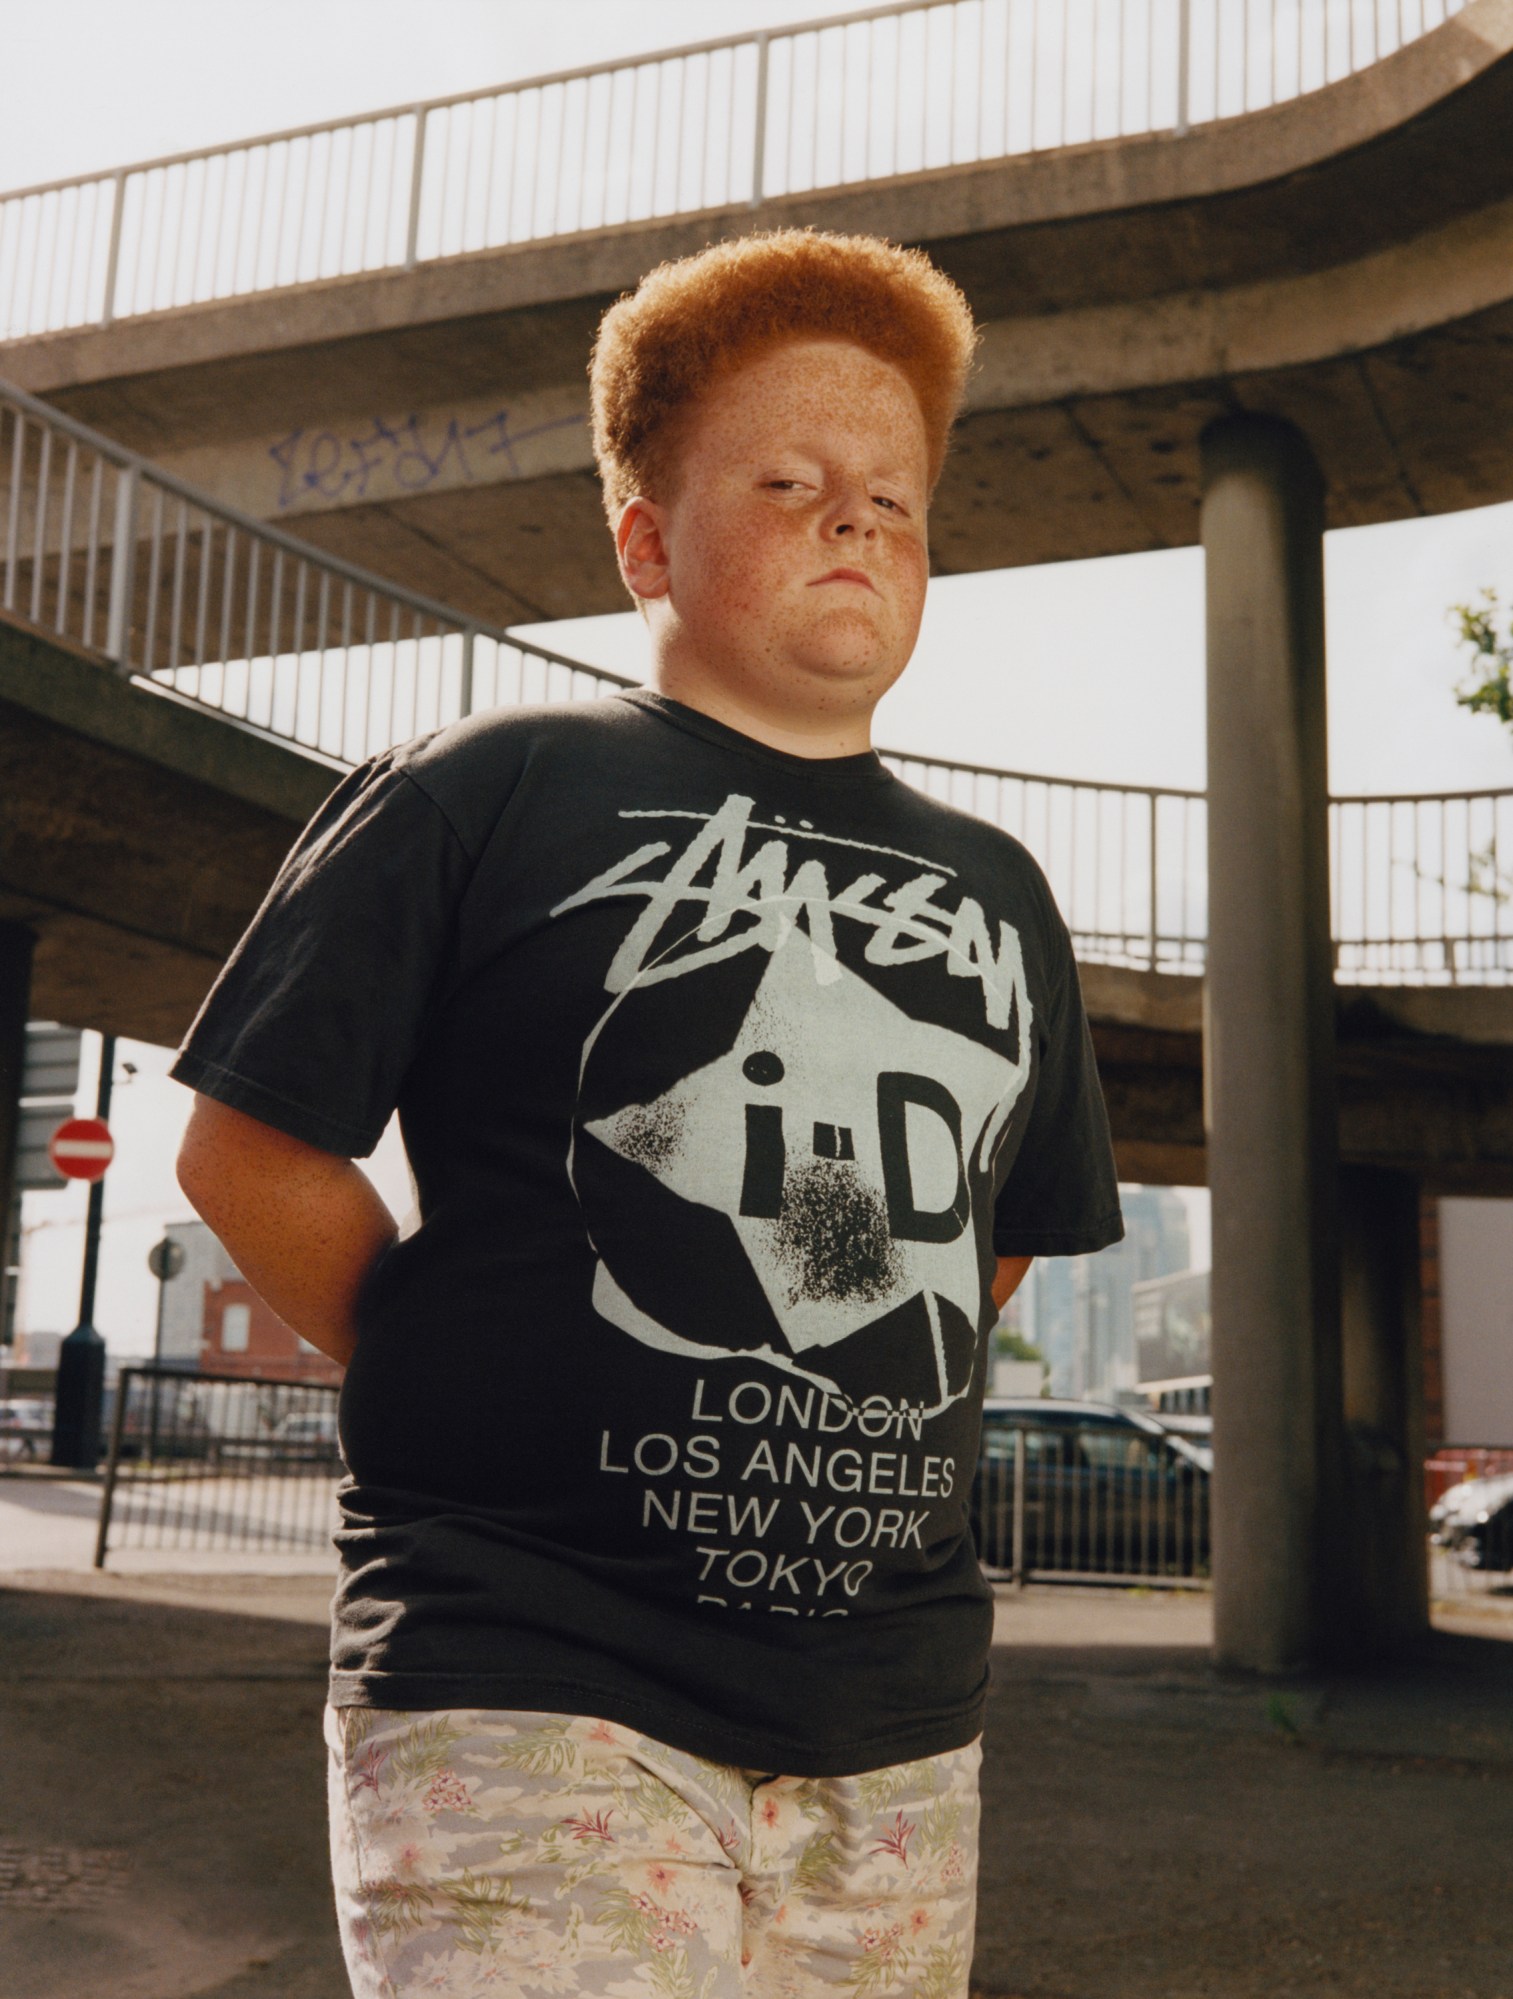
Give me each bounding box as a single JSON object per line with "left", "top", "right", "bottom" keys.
{"left": 617, "top": 496, "right": 671, "bottom": 605}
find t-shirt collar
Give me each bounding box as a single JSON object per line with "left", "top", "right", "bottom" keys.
{"left": 615, "top": 687, "right": 892, "bottom": 783}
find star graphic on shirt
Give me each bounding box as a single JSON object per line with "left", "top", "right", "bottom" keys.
{"left": 582, "top": 928, "right": 1026, "bottom": 1404}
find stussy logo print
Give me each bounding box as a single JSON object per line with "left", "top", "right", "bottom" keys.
{"left": 554, "top": 791, "right": 1024, "bottom": 1029}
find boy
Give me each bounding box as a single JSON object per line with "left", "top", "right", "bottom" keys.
{"left": 173, "top": 227, "right": 1122, "bottom": 1996}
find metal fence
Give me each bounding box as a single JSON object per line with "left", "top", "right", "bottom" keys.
{"left": 973, "top": 1421, "right": 1212, "bottom": 1584}
{"left": 0, "top": 0, "right": 1471, "bottom": 343}
{"left": 1332, "top": 792, "right": 1513, "bottom": 985}
{"left": 972, "top": 1429, "right": 1513, "bottom": 1602}
{"left": 94, "top": 1365, "right": 342, "bottom": 1565}
{"left": 0, "top": 378, "right": 631, "bottom": 768}
{"left": 86, "top": 1365, "right": 1505, "bottom": 1602}
{"left": 4, "top": 374, "right": 1511, "bottom": 986}
{"left": 887, "top": 750, "right": 1208, "bottom": 972}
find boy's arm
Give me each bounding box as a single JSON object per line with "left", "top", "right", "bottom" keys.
{"left": 176, "top": 1094, "right": 397, "bottom": 1370}
{"left": 991, "top": 1257, "right": 1032, "bottom": 1312}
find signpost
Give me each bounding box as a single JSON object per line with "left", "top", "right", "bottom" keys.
{"left": 146, "top": 1237, "right": 186, "bottom": 1462}
{"left": 50, "top": 1038, "right": 116, "bottom": 1470}
{"left": 148, "top": 1236, "right": 186, "bottom": 1283}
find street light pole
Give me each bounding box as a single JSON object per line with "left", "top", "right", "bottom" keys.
{"left": 50, "top": 1035, "right": 116, "bottom": 1469}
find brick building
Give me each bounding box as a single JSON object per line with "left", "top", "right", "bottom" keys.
{"left": 200, "top": 1276, "right": 343, "bottom": 1386}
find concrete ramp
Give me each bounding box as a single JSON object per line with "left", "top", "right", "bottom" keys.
{"left": 0, "top": 616, "right": 333, "bottom": 1044}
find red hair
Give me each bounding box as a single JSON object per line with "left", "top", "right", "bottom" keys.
{"left": 588, "top": 226, "right": 979, "bottom": 537}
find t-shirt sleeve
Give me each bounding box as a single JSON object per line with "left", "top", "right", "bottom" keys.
{"left": 992, "top": 916, "right": 1124, "bottom": 1259}
{"left": 168, "top": 756, "right": 473, "bottom": 1157}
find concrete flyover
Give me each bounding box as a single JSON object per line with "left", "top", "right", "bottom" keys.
{"left": 0, "top": 1, "right": 1510, "bottom": 622}
{"left": 0, "top": 618, "right": 335, "bottom": 1048}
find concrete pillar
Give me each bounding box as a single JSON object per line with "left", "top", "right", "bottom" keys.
{"left": 1339, "top": 1165, "right": 1428, "bottom": 1656}
{"left": 1200, "top": 413, "right": 1346, "bottom": 1673}
{"left": 1417, "top": 1191, "right": 1445, "bottom": 1453}
{"left": 0, "top": 922, "right": 36, "bottom": 1350}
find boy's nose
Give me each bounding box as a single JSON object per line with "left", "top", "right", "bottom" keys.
{"left": 824, "top": 476, "right": 879, "bottom": 538}
{"left": 831, "top": 513, "right": 876, "bottom": 539}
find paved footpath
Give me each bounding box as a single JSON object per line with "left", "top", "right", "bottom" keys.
{"left": 978, "top": 1589, "right": 1513, "bottom": 1998}
{"left": 3, "top": 1494, "right": 1513, "bottom": 1997}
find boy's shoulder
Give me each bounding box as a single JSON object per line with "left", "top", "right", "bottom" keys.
{"left": 396, "top": 689, "right": 640, "bottom": 776}
{"left": 881, "top": 763, "right": 1057, "bottom": 897}
{"left": 380, "top": 692, "right": 646, "bottom": 852}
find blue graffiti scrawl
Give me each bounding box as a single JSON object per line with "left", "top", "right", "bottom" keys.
{"left": 268, "top": 408, "right": 588, "bottom": 509}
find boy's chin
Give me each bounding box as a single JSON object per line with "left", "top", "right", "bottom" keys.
{"left": 782, "top": 646, "right": 903, "bottom": 693}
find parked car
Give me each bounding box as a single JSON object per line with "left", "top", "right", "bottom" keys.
{"left": 0, "top": 1399, "right": 52, "bottom": 1461}
{"left": 1146, "top": 1409, "right": 1213, "bottom": 1447}
{"left": 971, "top": 1398, "right": 1211, "bottom": 1580}
{"left": 270, "top": 1408, "right": 344, "bottom": 1467}
{"left": 1430, "top": 1470, "right": 1513, "bottom": 1574}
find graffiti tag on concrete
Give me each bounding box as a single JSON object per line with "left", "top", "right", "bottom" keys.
{"left": 268, "top": 407, "right": 589, "bottom": 510}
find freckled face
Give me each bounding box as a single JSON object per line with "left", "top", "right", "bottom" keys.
{"left": 631, "top": 337, "right": 931, "bottom": 720}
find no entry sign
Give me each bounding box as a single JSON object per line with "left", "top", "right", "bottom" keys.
{"left": 47, "top": 1116, "right": 115, "bottom": 1182}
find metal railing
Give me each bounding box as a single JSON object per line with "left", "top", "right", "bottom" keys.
{"left": 0, "top": 0, "right": 1471, "bottom": 343}
{"left": 4, "top": 374, "right": 1511, "bottom": 986}
{"left": 94, "top": 1365, "right": 342, "bottom": 1564}
{"left": 1332, "top": 792, "right": 1513, "bottom": 985}
{"left": 973, "top": 1419, "right": 1212, "bottom": 1584}
{"left": 886, "top": 749, "right": 1208, "bottom": 972}
{"left": 0, "top": 377, "right": 631, "bottom": 769}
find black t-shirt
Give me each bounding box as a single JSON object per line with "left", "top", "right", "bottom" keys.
{"left": 170, "top": 689, "right": 1122, "bottom": 1775}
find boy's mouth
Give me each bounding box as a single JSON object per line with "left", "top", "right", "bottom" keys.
{"left": 812, "top": 568, "right": 876, "bottom": 592}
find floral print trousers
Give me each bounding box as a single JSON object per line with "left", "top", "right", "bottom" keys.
{"left": 325, "top": 1705, "right": 981, "bottom": 1997}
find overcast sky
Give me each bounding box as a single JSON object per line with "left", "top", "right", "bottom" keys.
{"left": 9, "top": 1, "right": 1511, "bottom": 1348}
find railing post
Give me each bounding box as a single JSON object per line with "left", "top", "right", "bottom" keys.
{"left": 405, "top": 108, "right": 429, "bottom": 270}
{"left": 101, "top": 170, "right": 127, "bottom": 328}
{"left": 460, "top": 626, "right": 477, "bottom": 717}
{"left": 146, "top": 1363, "right": 161, "bottom": 1467}
{"left": 93, "top": 1364, "right": 131, "bottom": 1568}
{"left": 1148, "top": 790, "right": 1159, "bottom": 969}
{"left": 1175, "top": 0, "right": 1192, "bottom": 135}
{"left": 750, "top": 31, "right": 770, "bottom": 208}
{"left": 2, "top": 414, "right": 22, "bottom": 613}
{"left": 105, "top": 463, "right": 139, "bottom": 671}
{"left": 1011, "top": 1425, "right": 1027, "bottom": 1587}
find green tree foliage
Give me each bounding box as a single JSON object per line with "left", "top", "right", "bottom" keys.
{"left": 1451, "top": 588, "right": 1513, "bottom": 733}
{"left": 992, "top": 1323, "right": 1050, "bottom": 1394}
{"left": 995, "top": 1327, "right": 1045, "bottom": 1366}
{"left": 1450, "top": 589, "right": 1513, "bottom": 904}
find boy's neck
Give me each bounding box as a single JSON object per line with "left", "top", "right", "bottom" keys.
{"left": 647, "top": 661, "right": 878, "bottom": 761}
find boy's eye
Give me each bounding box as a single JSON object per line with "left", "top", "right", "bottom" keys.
{"left": 764, "top": 479, "right": 907, "bottom": 513}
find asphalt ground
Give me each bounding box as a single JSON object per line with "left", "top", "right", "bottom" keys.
{"left": 3, "top": 1482, "right": 1512, "bottom": 1998}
